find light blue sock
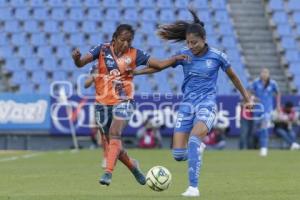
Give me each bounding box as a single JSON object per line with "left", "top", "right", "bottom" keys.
{"left": 172, "top": 148, "right": 187, "bottom": 161}
{"left": 259, "top": 129, "right": 269, "bottom": 148}
{"left": 188, "top": 135, "right": 202, "bottom": 188}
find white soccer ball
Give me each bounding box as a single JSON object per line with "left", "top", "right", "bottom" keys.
{"left": 146, "top": 166, "right": 172, "bottom": 192}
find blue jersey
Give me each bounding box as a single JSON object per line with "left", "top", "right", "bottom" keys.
{"left": 174, "top": 46, "right": 231, "bottom": 106}
{"left": 250, "top": 78, "right": 279, "bottom": 113}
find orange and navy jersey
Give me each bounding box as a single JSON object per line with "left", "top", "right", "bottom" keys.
{"left": 88, "top": 43, "right": 150, "bottom": 105}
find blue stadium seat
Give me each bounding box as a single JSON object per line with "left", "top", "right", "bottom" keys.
{"left": 103, "top": 0, "right": 118, "bottom": 7}
{"left": 0, "top": 33, "right": 8, "bottom": 46}
{"left": 42, "top": 56, "right": 58, "bottom": 71}
{"left": 4, "top": 58, "right": 21, "bottom": 73}
{"left": 56, "top": 46, "right": 72, "bottom": 59}
{"left": 19, "top": 83, "right": 35, "bottom": 94}
{"left": 37, "top": 46, "right": 53, "bottom": 58}
{"left": 23, "top": 20, "right": 40, "bottom": 33}
{"left": 281, "top": 36, "right": 297, "bottom": 49}
{"left": 192, "top": 0, "right": 209, "bottom": 9}
{"left": 101, "top": 21, "right": 117, "bottom": 33}
{"left": 211, "top": 0, "right": 227, "bottom": 10}
{"left": 69, "top": 33, "right": 85, "bottom": 46}
{"left": 177, "top": 9, "right": 193, "bottom": 20}
{"left": 61, "top": 58, "right": 74, "bottom": 71}
{"left": 50, "top": 8, "right": 66, "bottom": 21}
{"left": 33, "top": 8, "right": 49, "bottom": 20}
{"left": 52, "top": 71, "right": 68, "bottom": 81}
{"left": 121, "top": 0, "right": 136, "bottom": 8}
{"left": 69, "top": 8, "right": 84, "bottom": 21}
{"left": 0, "top": 0, "right": 8, "bottom": 7}
{"left": 49, "top": 33, "right": 65, "bottom": 46}
{"left": 218, "top": 23, "right": 234, "bottom": 36}
{"left": 30, "top": 33, "right": 47, "bottom": 46}
{"left": 62, "top": 21, "right": 77, "bottom": 33}
{"left": 30, "top": 0, "right": 45, "bottom": 7}
{"left": 82, "top": 21, "right": 98, "bottom": 33}
{"left": 4, "top": 21, "right": 20, "bottom": 33}
{"left": 36, "top": 84, "right": 50, "bottom": 94}
{"left": 88, "top": 33, "right": 104, "bottom": 45}
{"left": 221, "top": 36, "right": 236, "bottom": 48}
{"left": 296, "top": 25, "right": 300, "bottom": 35}
{"left": 104, "top": 8, "right": 120, "bottom": 21}
{"left": 197, "top": 10, "right": 212, "bottom": 23}
{"left": 147, "top": 35, "right": 162, "bottom": 48}
{"left": 287, "top": 0, "right": 300, "bottom": 11}
{"left": 31, "top": 70, "right": 49, "bottom": 84}
{"left": 151, "top": 48, "right": 167, "bottom": 59}
{"left": 18, "top": 46, "right": 34, "bottom": 58}
{"left": 289, "top": 62, "right": 300, "bottom": 75}
{"left": 0, "top": 46, "right": 14, "bottom": 58}
{"left": 10, "top": 0, "right": 27, "bottom": 7}
{"left": 157, "top": 0, "right": 173, "bottom": 8}
{"left": 268, "top": 0, "right": 284, "bottom": 11}
{"left": 159, "top": 9, "right": 175, "bottom": 23}
{"left": 0, "top": 8, "right": 13, "bottom": 20}
{"left": 140, "top": 22, "right": 156, "bottom": 34}
{"left": 272, "top": 11, "right": 288, "bottom": 24}
{"left": 14, "top": 8, "right": 31, "bottom": 20}
{"left": 141, "top": 9, "right": 157, "bottom": 22}
{"left": 285, "top": 50, "right": 300, "bottom": 62}
{"left": 214, "top": 10, "right": 230, "bottom": 23}
{"left": 175, "top": 0, "right": 190, "bottom": 8}
{"left": 48, "top": 0, "right": 64, "bottom": 7}
{"left": 226, "top": 49, "right": 241, "bottom": 62}
{"left": 207, "top": 35, "right": 220, "bottom": 47}
{"left": 154, "top": 73, "right": 172, "bottom": 93}
{"left": 87, "top": 8, "right": 103, "bottom": 20}
{"left": 11, "top": 33, "right": 27, "bottom": 46}
{"left": 133, "top": 76, "right": 153, "bottom": 94}
{"left": 132, "top": 32, "right": 145, "bottom": 47}
{"left": 292, "top": 12, "right": 300, "bottom": 24}
{"left": 66, "top": 0, "right": 82, "bottom": 7}
{"left": 24, "top": 58, "right": 40, "bottom": 71}
{"left": 204, "top": 23, "right": 215, "bottom": 35}
{"left": 123, "top": 9, "right": 139, "bottom": 22}
{"left": 139, "top": 0, "right": 156, "bottom": 9}
{"left": 276, "top": 24, "right": 293, "bottom": 37}
{"left": 83, "top": 0, "right": 99, "bottom": 7}
{"left": 43, "top": 20, "right": 59, "bottom": 33}
{"left": 11, "top": 71, "right": 28, "bottom": 85}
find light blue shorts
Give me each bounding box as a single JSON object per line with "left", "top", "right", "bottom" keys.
{"left": 174, "top": 103, "right": 217, "bottom": 133}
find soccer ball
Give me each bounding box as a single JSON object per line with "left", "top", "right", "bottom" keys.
{"left": 146, "top": 166, "right": 172, "bottom": 192}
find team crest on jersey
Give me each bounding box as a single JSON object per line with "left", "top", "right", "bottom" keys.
{"left": 124, "top": 56, "right": 132, "bottom": 65}
{"left": 206, "top": 59, "right": 213, "bottom": 68}
{"left": 110, "top": 69, "right": 120, "bottom": 76}
{"left": 106, "top": 60, "right": 115, "bottom": 68}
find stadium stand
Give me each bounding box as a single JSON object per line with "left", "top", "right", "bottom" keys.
{"left": 2, "top": 0, "right": 298, "bottom": 95}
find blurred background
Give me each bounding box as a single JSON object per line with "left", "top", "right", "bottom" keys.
{"left": 0, "top": 0, "right": 300, "bottom": 150}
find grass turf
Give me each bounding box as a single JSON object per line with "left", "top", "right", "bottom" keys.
{"left": 0, "top": 149, "right": 299, "bottom": 200}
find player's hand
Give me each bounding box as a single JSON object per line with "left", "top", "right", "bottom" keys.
{"left": 72, "top": 48, "right": 81, "bottom": 61}
{"left": 244, "top": 98, "right": 254, "bottom": 110}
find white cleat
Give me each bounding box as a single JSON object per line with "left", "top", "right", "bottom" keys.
{"left": 259, "top": 147, "right": 268, "bottom": 157}
{"left": 290, "top": 143, "right": 300, "bottom": 150}
{"left": 181, "top": 186, "right": 200, "bottom": 197}
{"left": 199, "top": 142, "right": 206, "bottom": 154}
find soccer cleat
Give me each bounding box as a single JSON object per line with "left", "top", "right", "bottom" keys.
{"left": 131, "top": 160, "right": 146, "bottom": 185}
{"left": 181, "top": 186, "right": 200, "bottom": 197}
{"left": 99, "top": 172, "right": 112, "bottom": 186}
{"left": 290, "top": 143, "right": 300, "bottom": 150}
{"left": 259, "top": 147, "right": 268, "bottom": 157}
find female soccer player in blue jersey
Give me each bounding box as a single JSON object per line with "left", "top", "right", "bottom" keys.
{"left": 134, "top": 9, "right": 252, "bottom": 197}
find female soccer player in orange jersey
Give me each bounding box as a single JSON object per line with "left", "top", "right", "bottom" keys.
{"left": 72, "top": 24, "right": 186, "bottom": 186}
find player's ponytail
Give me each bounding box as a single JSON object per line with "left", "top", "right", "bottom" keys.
{"left": 157, "top": 8, "right": 206, "bottom": 42}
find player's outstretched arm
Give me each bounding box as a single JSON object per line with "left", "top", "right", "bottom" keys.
{"left": 226, "top": 67, "right": 252, "bottom": 108}
{"left": 72, "top": 48, "right": 94, "bottom": 68}
{"left": 147, "top": 54, "right": 188, "bottom": 70}
{"left": 133, "top": 66, "right": 161, "bottom": 76}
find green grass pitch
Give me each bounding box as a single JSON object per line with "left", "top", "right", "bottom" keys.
{"left": 0, "top": 149, "right": 299, "bottom": 200}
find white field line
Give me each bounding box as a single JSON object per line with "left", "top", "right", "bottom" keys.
{"left": 0, "top": 153, "right": 43, "bottom": 162}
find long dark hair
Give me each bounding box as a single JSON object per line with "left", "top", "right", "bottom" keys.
{"left": 111, "top": 24, "right": 135, "bottom": 42}
{"left": 157, "top": 9, "right": 206, "bottom": 42}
